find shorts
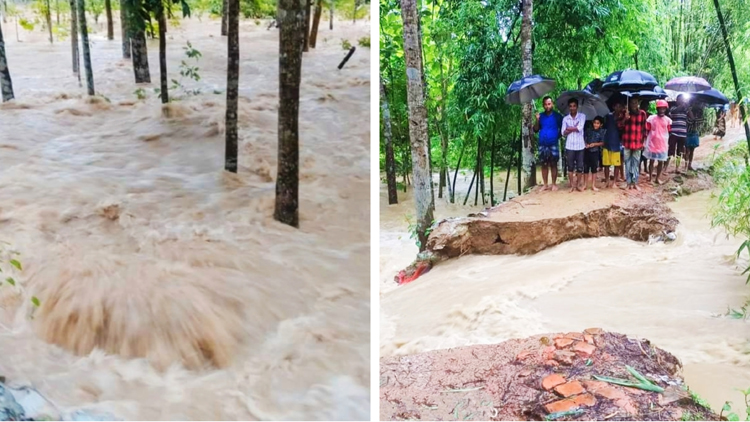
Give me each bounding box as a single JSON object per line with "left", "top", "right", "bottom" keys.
{"left": 537, "top": 145, "right": 560, "bottom": 166}
{"left": 566, "top": 148, "right": 584, "bottom": 173}
{"left": 644, "top": 149, "right": 668, "bottom": 161}
{"left": 602, "top": 148, "right": 621, "bottom": 166}
{"left": 668, "top": 134, "right": 686, "bottom": 157}
{"left": 686, "top": 132, "right": 700, "bottom": 149}
{"left": 584, "top": 149, "right": 599, "bottom": 174}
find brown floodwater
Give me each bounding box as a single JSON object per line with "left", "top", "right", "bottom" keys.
{"left": 0, "top": 14, "right": 370, "bottom": 420}
{"left": 381, "top": 182, "right": 750, "bottom": 413}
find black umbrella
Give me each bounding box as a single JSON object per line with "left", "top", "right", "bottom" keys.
{"left": 505, "top": 75, "right": 556, "bottom": 105}
{"left": 690, "top": 88, "right": 729, "bottom": 106}
{"left": 601, "top": 69, "right": 659, "bottom": 92}
{"left": 584, "top": 78, "right": 605, "bottom": 94}
{"left": 665, "top": 76, "right": 712, "bottom": 93}
{"left": 555, "top": 91, "right": 610, "bottom": 121}
{"left": 622, "top": 86, "right": 668, "bottom": 101}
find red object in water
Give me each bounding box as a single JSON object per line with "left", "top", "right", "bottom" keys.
{"left": 396, "top": 262, "right": 432, "bottom": 285}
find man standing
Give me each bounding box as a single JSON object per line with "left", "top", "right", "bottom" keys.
{"left": 621, "top": 96, "right": 648, "bottom": 190}
{"left": 602, "top": 100, "right": 626, "bottom": 188}
{"left": 666, "top": 94, "right": 689, "bottom": 174}
{"left": 561, "top": 98, "right": 587, "bottom": 192}
{"left": 533, "top": 96, "right": 563, "bottom": 191}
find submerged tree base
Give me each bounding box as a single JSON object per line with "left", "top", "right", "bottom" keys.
{"left": 380, "top": 331, "right": 720, "bottom": 421}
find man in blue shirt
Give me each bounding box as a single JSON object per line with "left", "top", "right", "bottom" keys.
{"left": 532, "top": 96, "right": 563, "bottom": 191}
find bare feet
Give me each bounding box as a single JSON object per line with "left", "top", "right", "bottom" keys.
{"left": 592, "top": 186, "right": 600, "bottom": 192}
{"left": 577, "top": 186, "right": 584, "bottom": 192}
{"left": 656, "top": 178, "right": 663, "bottom": 185}
{"left": 541, "top": 185, "right": 549, "bottom": 191}
{"left": 619, "top": 184, "right": 628, "bottom": 190}
{"left": 570, "top": 185, "right": 576, "bottom": 193}
{"left": 634, "top": 184, "right": 641, "bottom": 191}
{"left": 551, "top": 185, "right": 559, "bottom": 192}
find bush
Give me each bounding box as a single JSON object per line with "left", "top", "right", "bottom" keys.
{"left": 358, "top": 35, "right": 370, "bottom": 47}
{"left": 240, "top": 0, "right": 276, "bottom": 19}
{"left": 341, "top": 38, "right": 352, "bottom": 50}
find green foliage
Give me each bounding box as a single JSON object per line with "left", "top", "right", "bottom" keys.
{"left": 87, "top": 0, "right": 106, "bottom": 23}
{"left": 239, "top": 0, "right": 276, "bottom": 18}
{"left": 0, "top": 245, "right": 40, "bottom": 312}
{"left": 134, "top": 87, "right": 147, "bottom": 100}
{"left": 721, "top": 389, "right": 750, "bottom": 421}
{"left": 169, "top": 42, "right": 203, "bottom": 97}
{"left": 19, "top": 18, "right": 36, "bottom": 32}
{"left": 358, "top": 35, "right": 370, "bottom": 47}
{"left": 341, "top": 38, "right": 352, "bottom": 50}
{"left": 406, "top": 216, "right": 436, "bottom": 249}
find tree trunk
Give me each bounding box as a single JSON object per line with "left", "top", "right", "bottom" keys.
{"left": 224, "top": 0, "right": 239, "bottom": 172}
{"left": 56, "top": 0, "right": 60, "bottom": 23}
{"left": 450, "top": 142, "right": 465, "bottom": 203}
{"left": 309, "top": 0, "right": 322, "bottom": 48}
{"left": 45, "top": 0, "right": 53, "bottom": 43}
{"left": 105, "top": 0, "right": 113, "bottom": 40}
{"left": 329, "top": 0, "right": 333, "bottom": 30}
{"left": 221, "top": 0, "right": 227, "bottom": 36}
{"left": 352, "top": 0, "right": 357, "bottom": 24}
{"left": 463, "top": 170, "right": 476, "bottom": 206}
{"left": 517, "top": 131, "right": 522, "bottom": 194}
{"left": 401, "top": 0, "right": 434, "bottom": 252}
{"left": 69, "top": 0, "right": 79, "bottom": 74}
{"left": 713, "top": 0, "right": 750, "bottom": 152}
{"left": 520, "top": 0, "right": 534, "bottom": 192}
{"left": 274, "top": 0, "right": 305, "bottom": 228}
{"left": 381, "top": 77, "right": 398, "bottom": 205}
{"left": 119, "top": 0, "right": 130, "bottom": 58}
{"left": 0, "top": 20, "right": 14, "bottom": 102}
{"left": 437, "top": 54, "right": 449, "bottom": 200}
{"left": 158, "top": 2, "right": 167, "bottom": 103}
{"left": 131, "top": 30, "right": 150, "bottom": 83}
{"left": 503, "top": 149, "right": 512, "bottom": 201}
{"left": 77, "top": 0, "right": 94, "bottom": 95}
{"left": 303, "top": 0, "right": 311, "bottom": 52}
{"left": 489, "top": 135, "right": 495, "bottom": 206}
{"left": 474, "top": 142, "right": 481, "bottom": 206}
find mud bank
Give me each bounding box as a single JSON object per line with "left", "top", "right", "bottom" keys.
{"left": 380, "top": 330, "right": 719, "bottom": 421}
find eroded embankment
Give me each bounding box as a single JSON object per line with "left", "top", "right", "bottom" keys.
{"left": 380, "top": 330, "right": 720, "bottom": 421}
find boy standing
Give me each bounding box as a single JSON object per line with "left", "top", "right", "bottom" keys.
{"left": 561, "top": 98, "right": 587, "bottom": 192}
{"left": 533, "top": 96, "right": 564, "bottom": 191}
{"left": 602, "top": 100, "right": 626, "bottom": 188}
{"left": 584, "top": 116, "right": 605, "bottom": 191}
{"left": 621, "top": 96, "right": 648, "bottom": 190}
{"left": 644, "top": 100, "right": 672, "bottom": 184}
{"left": 666, "top": 94, "right": 688, "bottom": 174}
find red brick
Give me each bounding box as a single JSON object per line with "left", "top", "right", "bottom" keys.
{"left": 584, "top": 334, "right": 594, "bottom": 344}
{"left": 516, "top": 350, "right": 534, "bottom": 361}
{"left": 554, "top": 381, "right": 585, "bottom": 397}
{"left": 545, "top": 399, "right": 578, "bottom": 414}
{"left": 541, "top": 373, "right": 566, "bottom": 390}
{"left": 572, "top": 393, "right": 597, "bottom": 407}
{"left": 583, "top": 381, "right": 638, "bottom": 415}
{"left": 572, "top": 341, "right": 596, "bottom": 356}
{"left": 553, "top": 350, "right": 577, "bottom": 366}
{"left": 564, "top": 332, "right": 584, "bottom": 341}
{"left": 545, "top": 360, "right": 560, "bottom": 367}
{"left": 554, "top": 338, "right": 575, "bottom": 349}
{"left": 584, "top": 327, "right": 604, "bottom": 335}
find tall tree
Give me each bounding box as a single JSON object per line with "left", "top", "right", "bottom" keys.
{"left": 713, "top": 0, "right": 750, "bottom": 152}
{"left": 224, "top": 0, "right": 239, "bottom": 172}
{"left": 157, "top": 0, "right": 167, "bottom": 103}
{"left": 381, "top": 77, "right": 398, "bottom": 204}
{"left": 221, "top": 0, "right": 227, "bottom": 36}
{"left": 120, "top": 0, "right": 131, "bottom": 58}
{"left": 78, "top": 0, "right": 95, "bottom": 95}
{"left": 45, "top": 0, "right": 53, "bottom": 43}
{"left": 519, "top": 0, "right": 534, "bottom": 190}
{"left": 329, "top": 0, "right": 333, "bottom": 30}
{"left": 70, "top": 0, "right": 80, "bottom": 74}
{"left": 0, "top": 20, "right": 13, "bottom": 102}
{"left": 400, "top": 0, "right": 434, "bottom": 251}
{"left": 309, "top": 0, "right": 322, "bottom": 48}
{"left": 303, "top": 0, "right": 311, "bottom": 52}
{"left": 127, "top": 0, "right": 151, "bottom": 84}
{"left": 105, "top": 0, "right": 114, "bottom": 40}
{"left": 274, "top": 0, "right": 305, "bottom": 228}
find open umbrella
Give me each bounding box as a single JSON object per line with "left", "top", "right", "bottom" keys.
{"left": 555, "top": 90, "right": 610, "bottom": 121}
{"left": 664, "top": 76, "right": 711, "bottom": 93}
{"left": 505, "top": 75, "right": 556, "bottom": 105}
{"left": 601, "top": 69, "right": 658, "bottom": 92}
{"left": 689, "top": 88, "right": 729, "bottom": 106}
{"left": 622, "top": 86, "right": 668, "bottom": 101}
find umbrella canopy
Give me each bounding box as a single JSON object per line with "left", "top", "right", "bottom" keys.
{"left": 664, "top": 76, "right": 711, "bottom": 93}
{"left": 601, "top": 69, "right": 658, "bottom": 92}
{"left": 689, "top": 88, "right": 729, "bottom": 105}
{"left": 555, "top": 90, "right": 610, "bottom": 121}
{"left": 622, "top": 86, "right": 668, "bottom": 101}
{"left": 505, "top": 75, "right": 556, "bottom": 105}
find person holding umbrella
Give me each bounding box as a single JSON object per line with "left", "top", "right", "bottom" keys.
{"left": 621, "top": 96, "right": 648, "bottom": 190}
{"left": 714, "top": 108, "right": 727, "bottom": 140}
{"left": 666, "top": 94, "right": 689, "bottom": 174}
{"left": 602, "top": 98, "right": 627, "bottom": 189}
{"left": 532, "top": 96, "right": 564, "bottom": 191}
{"left": 561, "top": 98, "right": 587, "bottom": 192}
{"left": 644, "top": 100, "right": 672, "bottom": 184}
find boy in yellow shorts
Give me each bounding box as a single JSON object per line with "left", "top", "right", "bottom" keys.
{"left": 602, "top": 100, "right": 627, "bottom": 188}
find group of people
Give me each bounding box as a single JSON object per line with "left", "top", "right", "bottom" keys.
{"left": 532, "top": 94, "right": 712, "bottom": 192}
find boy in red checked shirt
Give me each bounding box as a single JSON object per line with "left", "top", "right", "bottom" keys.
{"left": 621, "top": 97, "right": 648, "bottom": 191}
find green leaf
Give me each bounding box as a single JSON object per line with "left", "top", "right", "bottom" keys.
{"left": 723, "top": 402, "right": 732, "bottom": 413}
{"left": 31, "top": 296, "right": 40, "bottom": 307}
{"left": 10, "top": 259, "right": 22, "bottom": 271}
{"left": 6, "top": 277, "right": 15, "bottom": 286}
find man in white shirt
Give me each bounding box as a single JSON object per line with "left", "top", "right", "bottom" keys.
{"left": 561, "top": 98, "right": 587, "bottom": 192}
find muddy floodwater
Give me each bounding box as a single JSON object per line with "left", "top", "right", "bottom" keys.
{"left": 381, "top": 183, "right": 750, "bottom": 413}
{"left": 0, "top": 15, "right": 370, "bottom": 420}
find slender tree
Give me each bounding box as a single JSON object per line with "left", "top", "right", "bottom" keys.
{"left": 69, "top": 0, "right": 80, "bottom": 74}
{"left": 381, "top": 77, "right": 398, "bottom": 204}
{"left": 45, "top": 0, "right": 53, "bottom": 43}
{"left": 78, "top": 0, "right": 95, "bottom": 95}
{"left": 274, "top": 0, "right": 305, "bottom": 227}
{"left": 329, "top": 0, "right": 333, "bottom": 30}
{"left": 221, "top": 0, "right": 227, "bottom": 36}
{"left": 105, "top": 0, "right": 114, "bottom": 39}
{"left": 303, "top": 0, "right": 311, "bottom": 52}
{"left": 0, "top": 20, "right": 13, "bottom": 102}
{"left": 352, "top": 0, "right": 356, "bottom": 23}
{"left": 519, "top": 0, "right": 535, "bottom": 191}
{"left": 400, "top": 0, "right": 434, "bottom": 251}
{"left": 157, "top": 0, "right": 167, "bottom": 103}
{"left": 224, "top": 0, "right": 239, "bottom": 172}
{"left": 713, "top": 0, "right": 750, "bottom": 152}
{"left": 120, "top": 0, "right": 130, "bottom": 58}
{"left": 309, "top": 0, "right": 322, "bottom": 48}
{"left": 125, "top": 0, "right": 151, "bottom": 83}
